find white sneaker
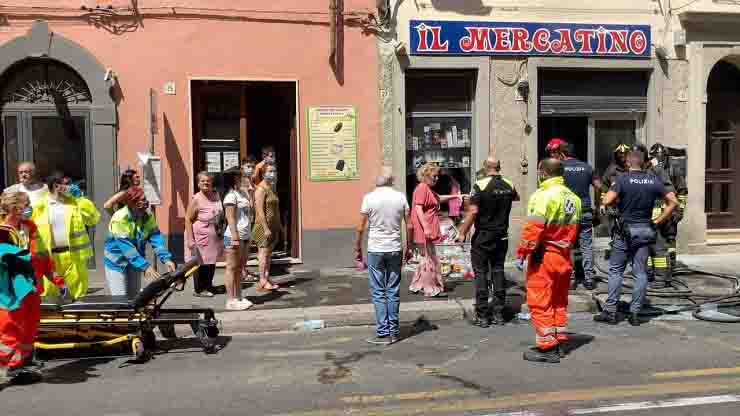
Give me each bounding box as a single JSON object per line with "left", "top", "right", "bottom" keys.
{"left": 225, "top": 299, "right": 250, "bottom": 311}
{"left": 238, "top": 299, "right": 254, "bottom": 309}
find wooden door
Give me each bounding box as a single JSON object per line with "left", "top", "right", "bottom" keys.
{"left": 706, "top": 105, "right": 740, "bottom": 229}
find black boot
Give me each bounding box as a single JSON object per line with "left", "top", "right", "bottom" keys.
{"left": 471, "top": 317, "right": 490, "bottom": 328}
{"left": 557, "top": 343, "right": 567, "bottom": 358}
{"left": 490, "top": 310, "right": 506, "bottom": 326}
{"left": 628, "top": 312, "right": 642, "bottom": 327}
{"left": 594, "top": 310, "right": 618, "bottom": 325}
{"left": 523, "top": 347, "right": 560, "bottom": 363}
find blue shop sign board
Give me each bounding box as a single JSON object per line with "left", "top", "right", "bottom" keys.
{"left": 409, "top": 20, "right": 650, "bottom": 58}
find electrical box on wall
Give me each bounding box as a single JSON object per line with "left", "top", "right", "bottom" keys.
{"left": 164, "top": 81, "right": 176, "bottom": 95}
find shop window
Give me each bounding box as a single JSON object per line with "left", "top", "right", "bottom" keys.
{"left": 405, "top": 71, "right": 475, "bottom": 223}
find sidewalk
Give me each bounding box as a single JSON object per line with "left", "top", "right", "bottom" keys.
{"left": 83, "top": 253, "right": 740, "bottom": 334}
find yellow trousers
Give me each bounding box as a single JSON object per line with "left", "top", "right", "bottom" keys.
{"left": 42, "top": 252, "right": 89, "bottom": 300}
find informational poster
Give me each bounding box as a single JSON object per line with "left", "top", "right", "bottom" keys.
{"left": 206, "top": 151, "right": 221, "bottom": 173}
{"left": 223, "top": 151, "right": 240, "bottom": 171}
{"left": 307, "top": 106, "right": 359, "bottom": 181}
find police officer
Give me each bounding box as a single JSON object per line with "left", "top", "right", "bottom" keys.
{"left": 595, "top": 148, "right": 678, "bottom": 326}
{"left": 553, "top": 142, "right": 603, "bottom": 290}
{"left": 457, "top": 157, "right": 519, "bottom": 328}
{"left": 648, "top": 143, "right": 688, "bottom": 287}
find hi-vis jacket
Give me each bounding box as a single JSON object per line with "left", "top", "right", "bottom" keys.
{"left": 104, "top": 206, "right": 172, "bottom": 272}
{"left": 516, "top": 177, "right": 582, "bottom": 260}
{"left": 32, "top": 194, "right": 100, "bottom": 261}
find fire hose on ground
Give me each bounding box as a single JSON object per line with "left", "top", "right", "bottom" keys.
{"left": 590, "top": 249, "right": 740, "bottom": 323}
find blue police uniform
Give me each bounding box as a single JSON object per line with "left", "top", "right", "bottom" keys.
{"left": 605, "top": 170, "right": 667, "bottom": 315}
{"left": 561, "top": 158, "right": 596, "bottom": 286}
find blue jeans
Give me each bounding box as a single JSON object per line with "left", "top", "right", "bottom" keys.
{"left": 575, "top": 211, "right": 595, "bottom": 281}
{"left": 605, "top": 223, "right": 657, "bottom": 313}
{"left": 367, "top": 251, "right": 402, "bottom": 337}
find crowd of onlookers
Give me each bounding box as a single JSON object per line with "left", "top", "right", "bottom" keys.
{"left": 0, "top": 144, "right": 287, "bottom": 312}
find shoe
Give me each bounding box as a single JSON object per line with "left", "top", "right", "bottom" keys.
{"left": 490, "top": 311, "right": 506, "bottom": 326}
{"left": 238, "top": 298, "right": 254, "bottom": 309}
{"left": 594, "top": 311, "right": 618, "bottom": 325}
{"left": 6, "top": 367, "right": 42, "bottom": 385}
{"left": 471, "top": 317, "right": 490, "bottom": 328}
{"left": 523, "top": 347, "right": 561, "bottom": 363}
{"left": 557, "top": 344, "right": 567, "bottom": 358}
{"left": 366, "top": 335, "right": 392, "bottom": 345}
{"left": 389, "top": 335, "right": 400, "bottom": 344}
{"left": 225, "top": 299, "right": 250, "bottom": 311}
{"left": 194, "top": 290, "right": 215, "bottom": 298}
{"left": 628, "top": 313, "right": 642, "bottom": 327}
{"left": 583, "top": 279, "right": 596, "bottom": 290}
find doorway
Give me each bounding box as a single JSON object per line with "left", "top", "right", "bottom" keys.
{"left": 190, "top": 80, "right": 300, "bottom": 260}
{"left": 706, "top": 60, "right": 740, "bottom": 230}
{"left": 539, "top": 114, "right": 641, "bottom": 238}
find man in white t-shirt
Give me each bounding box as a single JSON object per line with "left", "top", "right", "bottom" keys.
{"left": 355, "top": 173, "right": 412, "bottom": 345}
{"left": 3, "top": 162, "right": 48, "bottom": 204}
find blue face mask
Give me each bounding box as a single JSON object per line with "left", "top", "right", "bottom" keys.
{"left": 264, "top": 172, "right": 276, "bottom": 183}
{"left": 64, "top": 183, "right": 82, "bottom": 198}
{"left": 21, "top": 206, "right": 32, "bottom": 220}
{"left": 243, "top": 167, "right": 254, "bottom": 177}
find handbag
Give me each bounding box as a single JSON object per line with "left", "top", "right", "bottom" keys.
{"left": 215, "top": 198, "right": 226, "bottom": 238}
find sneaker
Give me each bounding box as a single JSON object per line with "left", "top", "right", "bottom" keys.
{"left": 523, "top": 347, "right": 560, "bottom": 363}
{"left": 593, "top": 311, "right": 618, "bottom": 325}
{"left": 225, "top": 299, "right": 250, "bottom": 311}
{"left": 194, "top": 290, "right": 215, "bottom": 298}
{"left": 7, "top": 367, "right": 42, "bottom": 385}
{"left": 238, "top": 298, "right": 254, "bottom": 309}
{"left": 628, "top": 312, "right": 642, "bottom": 327}
{"left": 490, "top": 311, "right": 506, "bottom": 326}
{"left": 366, "top": 336, "right": 392, "bottom": 345}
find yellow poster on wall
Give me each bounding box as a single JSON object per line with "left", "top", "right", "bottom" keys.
{"left": 307, "top": 106, "right": 359, "bottom": 181}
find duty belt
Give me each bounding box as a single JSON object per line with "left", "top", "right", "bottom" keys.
{"left": 52, "top": 246, "right": 69, "bottom": 254}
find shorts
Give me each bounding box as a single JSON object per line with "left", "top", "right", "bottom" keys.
{"left": 224, "top": 234, "right": 250, "bottom": 250}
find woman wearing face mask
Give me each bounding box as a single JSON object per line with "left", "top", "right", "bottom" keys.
{"left": 103, "top": 169, "right": 141, "bottom": 215}
{"left": 409, "top": 163, "right": 462, "bottom": 297}
{"left": 240, "top": 157, "right": 260, "bottom": 282}
{"left": 103, "top": 187, "right": 177, "bottom": 298}
{"left": 221, "top": 167, "right": 254, "bottom": 311}
{"left": 185, "top": 172, "right": 224, "bottom": 297}
{"left": 252, "top": 145, "right": 276, "bottom": 186}
{"left": 0, "top": 191, "right": 63, "bottom": 384}
{"left": 251, "top": 162, "right": 282, "bottom": 292}
{"left": 32, "top": 171, "right": 100, "bottom": 300}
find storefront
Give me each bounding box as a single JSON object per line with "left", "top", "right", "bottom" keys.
{"left": 386, "top": 18, "right": 656, "bottom": 253}
{"left": 0, "top": 1, "right": 381, "bottom": 269}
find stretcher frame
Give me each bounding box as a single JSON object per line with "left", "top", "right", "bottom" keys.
{"left": 34, "top": 260, "right": 220, "bottom": 362}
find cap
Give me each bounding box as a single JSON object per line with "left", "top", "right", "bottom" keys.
{"left": 545, "top": 138, "right": 567, "bottom": 153}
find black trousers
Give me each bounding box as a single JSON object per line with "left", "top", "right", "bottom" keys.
{"left": 194, "top": 264, "right": 216, "bottom": 293}
{"left": 471, "top": 231, "right": 508, "bottom": 319}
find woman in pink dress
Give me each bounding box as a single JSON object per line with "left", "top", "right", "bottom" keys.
{"left": 185, "top": 171, "right": 224, "bottom": 297}
{"left": 409, "top": 163, "right": 462, "bottom": 297}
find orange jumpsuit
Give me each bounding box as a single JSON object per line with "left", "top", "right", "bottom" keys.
{"left": 0, "top": 221, "right": 58, "bottom": 370}
{"left": 516, "top": 177, "right": 581, "bottom": 351}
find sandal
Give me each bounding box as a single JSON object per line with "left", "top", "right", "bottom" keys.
{"left": 256, "top": 281, "right": 280, "bottom": 293}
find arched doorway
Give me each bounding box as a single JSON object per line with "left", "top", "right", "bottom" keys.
{"left": 1, "top": 58, "right": 92, "bottom": 192}
{"left": 705, "top": 59, "right": 740, "bottom": 229}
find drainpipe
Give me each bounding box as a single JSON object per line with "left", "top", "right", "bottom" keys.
{"left": 329, "top": 0, "right": 337, "bottom": 65}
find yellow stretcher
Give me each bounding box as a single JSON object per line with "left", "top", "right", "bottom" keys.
{"left": 35, "top": 259, "right": 219, "bottom": 362}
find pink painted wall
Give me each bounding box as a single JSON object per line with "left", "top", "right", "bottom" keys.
{"left": 0, "top": 1, "right": 381, "bottom": 237}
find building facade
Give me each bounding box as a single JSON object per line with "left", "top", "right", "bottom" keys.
{"left": 378, "top": 0, "right": 740, "bottom": 257}
{"left": 0, "top": 1, "right": 381, "bottom": 268}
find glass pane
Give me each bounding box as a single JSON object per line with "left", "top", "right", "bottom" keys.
{"left": 2, "top": 116, "right": 19, "bottom": 188}
{"left": 593, "top": 119, "right": 636, "bottom": 238}
{"left": 32, "top": 116, "right": 87, "bottom": 194}
{"left": 406, "top": 73, "right": 474, "bottom": 113}
{"left": 706, "top": 183, "right": 713, "bottom": 213}
{"left": 406, "top": 117, "right": 473, "bottom": 213}
{"left": 721, "top": 183, "right": 730, "bottom": 212}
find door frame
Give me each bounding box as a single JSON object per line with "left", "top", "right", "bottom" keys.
{"left": 187, "top": 77, "right": 303, "bottom": 263}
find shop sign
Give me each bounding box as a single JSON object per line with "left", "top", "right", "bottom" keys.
{"left": 410, "top": 20, "right": 650, "bottom": 58}
{"left": 307, "top": 106, "right": 359, "bottom": 181}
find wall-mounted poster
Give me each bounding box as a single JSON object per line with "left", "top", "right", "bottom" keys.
{"left": 206, "top": 151, "right": 221, "bottom": 173}
{"left": 307, "top": 106, "right": 359, "bottom": 181}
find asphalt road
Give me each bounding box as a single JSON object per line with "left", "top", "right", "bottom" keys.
{"left": 4, "top": 315, "right": 740, "bottom": 416}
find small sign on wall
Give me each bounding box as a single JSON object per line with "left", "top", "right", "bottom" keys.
{"left": 164, "top": 81, "right": 176, "bottom": 95}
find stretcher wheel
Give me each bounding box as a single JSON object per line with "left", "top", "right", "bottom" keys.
{"left": 158, "top": 323, "right": 177, "bottom": 339}
{"left": 132, "top": 338, "right": 150, "bottom": 362}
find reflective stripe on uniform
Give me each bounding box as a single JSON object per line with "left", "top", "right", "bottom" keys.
{"left": 0, "top": 343, "right": 14, "bottom": 354}
{"left": 69, "top": 230, "right": 88, "bottom": 239}
{"left": 652, "top": 257, "right": 668, "bottom": 267}
{"left": 541, "top": 327, "right": 557, "bottom": 335}
{"left": 555, "top": 326, "right": 568, "bottom": 333}
{"left": 68, "top": 242, "right": 93, "bottom": 252}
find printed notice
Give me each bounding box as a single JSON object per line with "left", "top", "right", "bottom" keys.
{"left": 307, "top": 106, "right": 359, "bottom": 181}
{"left": 223, "top": 151, "right": 240, "bottom": 171}
{"left": 206, "top": 151, "right": 221, "bottom": 173}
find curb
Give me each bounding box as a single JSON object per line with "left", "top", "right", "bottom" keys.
{"left": 215, "top": 294, "right": 597, "bottom": 333}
